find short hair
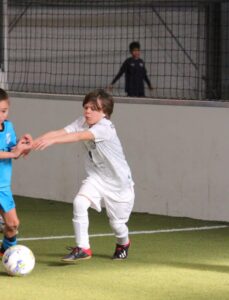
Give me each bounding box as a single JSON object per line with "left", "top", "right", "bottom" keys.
{"left": 83, "top": 89, "right": 114, "bottom": 119}
{"left": 0, "top": 88, "right": 9, "bottom": 102}
{"left": 129, "top": 41, "right": 140, "bottom": 52}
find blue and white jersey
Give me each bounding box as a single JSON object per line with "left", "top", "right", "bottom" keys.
{"left": 0, "top": 120, "right": 17, "bottom": 190}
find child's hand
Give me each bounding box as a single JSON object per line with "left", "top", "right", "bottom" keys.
{"left": 12, "top": 142, "right": 30, "bottom": 158}
{"left": 32, "top": 138, "right": 42, "bottom": 150}
{"left": 19, "top": 134, "right": 33, "bottom": 157}
{"left": 12, "top": 134, "right": 33, "bottom": 158}
{"left": 22, "top": 134, "right": 33, "bottom": 145}
{"left": 33, "top": 137, "right": 54, "bottom": 150}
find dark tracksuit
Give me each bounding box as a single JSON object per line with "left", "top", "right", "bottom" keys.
{"left": 111, "top": 57, "right": 152, "bottom": 97}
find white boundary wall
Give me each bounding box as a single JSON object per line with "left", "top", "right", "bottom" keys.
{"left": 9, "top": 94, "right": 229, "bottom": 221}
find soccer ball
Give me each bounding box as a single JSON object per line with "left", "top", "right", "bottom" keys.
{"left": 2, "top": 245, "right": 35, "bottom": 276}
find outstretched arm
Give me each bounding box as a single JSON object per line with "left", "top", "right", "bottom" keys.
{"left": 34, "top": 130, "right": 94, "bottom": 150}
{"left": 33, "top": 129, "right": 67, "bottom": 147}
{"left": 0, "top": 138, "right": 32, "bottom": 159}
{"left": 36, "top": 128, "right": 67, "bottom": 140}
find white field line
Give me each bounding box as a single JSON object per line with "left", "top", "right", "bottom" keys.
{"left": 13, "top": 225, "right": 228, "bottom": 242}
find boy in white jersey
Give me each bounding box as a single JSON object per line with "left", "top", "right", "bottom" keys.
{"left": 34, "top": 89, "right": 134, "bottom": 262}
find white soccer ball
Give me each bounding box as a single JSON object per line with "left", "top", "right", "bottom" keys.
{"left": 2, "top": 245, "right": 35, "bottom": 276}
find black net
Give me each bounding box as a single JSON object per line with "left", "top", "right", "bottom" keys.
{"left": 1, "top": 0, "right": 229, "bottom": 100}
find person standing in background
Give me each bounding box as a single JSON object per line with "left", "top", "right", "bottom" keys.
{"left": 109, "top": 41, "right": 153, "bottom": 97}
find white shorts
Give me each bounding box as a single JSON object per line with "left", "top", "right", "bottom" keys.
{"left": 77, "top": 177, "right": 135, "bottom": 223}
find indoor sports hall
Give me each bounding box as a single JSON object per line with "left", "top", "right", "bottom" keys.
{"left": 1, "top": 1, "right": 229, "bottom": 299}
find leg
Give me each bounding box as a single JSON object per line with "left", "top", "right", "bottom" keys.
{"left": 72, "top": 194, "right": 91, "bottom": 249}
{"left": 62, "top": 185, "right": 100, "bottom": 263}
{"left": 105, "top": 187, "right": 134, "bottom": 259}
{"left": 109, "top": 220, "right": 129, "bottom": 246}
{"left": 3, "top": 208, "right": 19, "bottom": 238}
{"left": 61, "top": 179, "right": 102, "bottom": 263}
{"left": 108, "top": 207, "right": 132, "bottom": 260}
{"left": 61, "top": 179, "right": 103, "bottom": 262}
{"left": 0, "top": 191, "right": 19, "bottom": 254}
{"left": 61, "top": 195, "right": 92, "bottom": 262}
{"left": 71, "top": 179, "right": 103, "bottom": 249}
{"left": 0, "top": 209, "right": 5, "bottom": 233}
{"left": 1, "top": 208, "right": 19, "bottom": 253}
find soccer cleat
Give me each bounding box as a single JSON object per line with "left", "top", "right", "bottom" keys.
{"left": 61, "top": 247, "right": 92, "bottom": 263}
{"left": 112, "top": 241, "right": 130, "bottom": 260}
{"left": 0, "top": 245, "right": 5, "bottom": 258}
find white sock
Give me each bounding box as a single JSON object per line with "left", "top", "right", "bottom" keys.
{"left": 72, "top": 195, "right": 91, "bottom": 249}
{"left": 109, "top": 221, "right": 129, "bottom": 245}
{"left": 117, "top": 236, "right": 129, "bottom": 246}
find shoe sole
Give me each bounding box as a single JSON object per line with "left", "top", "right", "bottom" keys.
{"left": 61, "top": 256, "right": 92, "bottom": 263}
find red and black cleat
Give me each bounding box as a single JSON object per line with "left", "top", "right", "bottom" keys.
{"left": 113, "top": 241, "right": 130, "bottom": 260}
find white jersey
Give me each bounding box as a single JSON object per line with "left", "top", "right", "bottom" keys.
{"left": 64, "top": 116, "right": 134, "bottom": 192}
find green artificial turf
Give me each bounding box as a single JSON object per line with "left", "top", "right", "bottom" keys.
{"left": 0, "top": 196, "right": 229, "bottom": 300}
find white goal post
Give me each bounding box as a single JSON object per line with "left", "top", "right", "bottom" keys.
{"left": 0, "top": 0, "right": 8, "bottom": 90}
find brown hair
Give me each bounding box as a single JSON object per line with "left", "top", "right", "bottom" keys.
{"left": 0, "top": 88, "right": 9, "bottom": 102}
{"left": 129, "top": 41, "right": 140, "bottom": 52}
{"left": 83, "top": 89, "right": 114, "bottom": 119}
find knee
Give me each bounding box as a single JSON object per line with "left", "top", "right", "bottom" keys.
{"left": 109, "top": 220, "right": 122, "bottom": 232}
{"left": 109, "top": 219, "right": 128, "bottom": 237}
{"left": 5, "top": 219, "right": 19, "bottom": 236}
{"left": 73, "top": 195, "right": 90, "bottom": 217}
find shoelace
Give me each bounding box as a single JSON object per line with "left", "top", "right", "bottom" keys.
{"left": 66, "top": 246, "right": 80, "bottom": 254}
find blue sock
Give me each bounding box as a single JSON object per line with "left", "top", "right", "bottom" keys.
{"left": 2, "top": 235, "right": 17, "bottom": 251}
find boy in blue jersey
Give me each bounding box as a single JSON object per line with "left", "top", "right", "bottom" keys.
{"left": 0, "top": 88, "right": 32, "bottom": 256}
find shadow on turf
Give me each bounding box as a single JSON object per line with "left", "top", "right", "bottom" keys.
{"left": 159, "top": 260, "right": 229, "bottom": 274}
{"left": 36, "top": 252, "right": 113, "bottom": 267}
{"left": 46, "top": 252, "right": 111, "bottom": 260}
{"left": 47, "top": 261, "right": 74, "bottom": 267}
{"left": 92, "top": 253, "right": 111, "bottom": 259}
{"left": 0, "top": 271, "right": 10, "bottom": 277}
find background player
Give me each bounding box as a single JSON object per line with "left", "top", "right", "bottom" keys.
{"left": 109, "top": 41, "right": 153, "bottom": 97}
{"left": 0, "top": 88, "right": 32, "bottom": 255}
{"left": 34, "top": 89, "right": 135, "bottom": 262}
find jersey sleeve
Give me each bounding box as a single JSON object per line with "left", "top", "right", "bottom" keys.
{"left": 89, "top": 122, "right": 114, "bottom": 142}
{"left": 7, "top": 122, "right": 17, "bottom": 150}
{"left": 142, "top": 60, "right": 152, "bottom": 88}
{"left": 111, "top": 59, "right": 128, "bottom": 84}
{"left": 64, "top": 116, "right": 85, "bottom": 133}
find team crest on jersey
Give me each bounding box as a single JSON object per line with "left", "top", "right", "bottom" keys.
{"left": 88, "top": 140, "right": 96, "bottom": 149}
{"left": 139, "top": 63, "right": 144, "bottom": 67}
{"left": 6, "top": 133, "right": 11, "bottom": 144}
